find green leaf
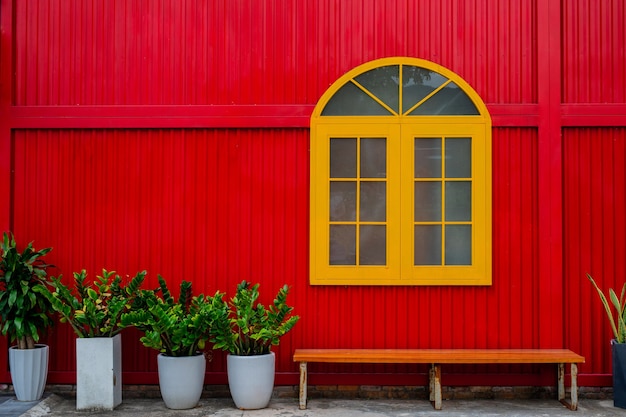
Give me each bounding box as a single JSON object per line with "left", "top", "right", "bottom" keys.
{"left": 8, "top": 291, "right": 17, "bottom": 307}
{"left": 87, "top": 288, "right": 98, "bottom": 300}
{"left": 588, "top": 274, "right": 623, "bottom": 343}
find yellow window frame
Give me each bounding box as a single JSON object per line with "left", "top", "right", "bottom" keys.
{"left": 310, "top": 57, "right": 492, "bottom": 286}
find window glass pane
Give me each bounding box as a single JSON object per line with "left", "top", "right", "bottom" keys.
{"left": 402, "top": 67, "right": 447, "bottom": 113}
{"left": 330, "top": 138, "right": 356, "bottom": 178}
{"left": 415, "top": 225, "right": 442, "bottom": 265}
{"left": 409, "top": 82, "right": 479, "bottom": 115}
{"left": 360, "top": 138, "right": 386, "bottom": 178}
{"left": 415, "top": 138, "right": 441, "bottom": 178}
{"left": 360, "top": 182, "right": 386, "bottom": 221}
{"left": 414, "top": 182, "right": 442, "bottom": 221}
{"left": 354, "top": 66, "right": 399, "bottom": 113}
{"left": 322, "top": 82, "right": 393, "bottom": 115}
{"left": 330, "top": 181, "right": 357, "bottom": 221}
{"left": 330, "top": 225, "right": 356, "bottom": 265}
{"left": 445, "top": 225, "right": 472, "bottom": 265}
{"left": 359, "top": 225, "right": 386, "bottom": 265}
{"left": 446, "top": 138, "right": 471, "bottom": 178}
{"left": 445, "top": 181, "right": 471, "bottom": 221}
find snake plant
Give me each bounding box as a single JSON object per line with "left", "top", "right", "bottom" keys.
{"left": 587, "top": 273, "right": 626, "bottom": 343}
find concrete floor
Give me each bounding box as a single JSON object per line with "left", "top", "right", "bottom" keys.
{"left": 10, "top": 395, "right": 626, "bottom": 417}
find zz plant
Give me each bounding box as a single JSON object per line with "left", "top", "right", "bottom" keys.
{"left": 35, "top": 269, "right": 146, "bottom": 337}
{"left": 587, "top": 273, "right": 626, "bottom": 343}
{"left": 121, "top": 275, "right": 224, "bottom": 357}
{"left": 0, "top": 232, "right": 54, "bottom": 349}
{"left": 211, "top": 280, "right": 299, "bottom": 356}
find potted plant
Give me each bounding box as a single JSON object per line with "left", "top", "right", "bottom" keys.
{"left": 0, "top": 232, "right": 54, "bottom": 401}
{"left": 210, "top": 280, "right": 299, "bottom": 410}
{"left": 587, "top": 273, "right": 626, "bottom": 409}
{"left": 121, "top": 275, "right": 224, "bottom": 410}
{"left": 35, "top": 269, "right": 146, "bottom": 410}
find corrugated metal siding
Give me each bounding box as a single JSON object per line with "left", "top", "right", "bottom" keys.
{"left": 561, "top": 0, "right": 626, "bottom": 380}
{"left": 8, "top": 126, "right": 542, "bottom": 382}
{"left": 562, "top": 0, "right": 626, "bottom": 103}
{"left": 10, "top": 128, "right": 311, "bottom": 380}
{"left": 2, "top": 0, "right": 625, "bottom": 387}
{"left": 13, "top": 0, "right": 536, "bottom": 106}
{"left": 564, "top": 128, "right": 626, "bottom": 376}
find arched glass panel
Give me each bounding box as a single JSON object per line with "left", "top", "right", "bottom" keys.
{"left": 322, "top": 82, "right": 392, "bottom": 115}
{"left": 354, "top": 65, "right": 400, "bottom": 113}
{"left": 402, "top": 68, "right": 447, "bottom": 113}
{"left": 321, "top": 65, "right": 480, "bottom": 116}
{"left": 409, "top": 82, "right": 479, "bottom": 115}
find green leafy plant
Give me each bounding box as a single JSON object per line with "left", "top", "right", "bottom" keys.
{"left": 211, "top": 280, "right": 299, "bottom": 356}
{"left": 0, "top": 232, "right": 54, "bottom": 349}
{"left": 35, "top": 269, "right": 146, "bottom": 337}
{"left": 121, "top": 275, "right": 224, "bottom": 357}
{"left": 587, "top": 273, "right": 626, "bottom": 343}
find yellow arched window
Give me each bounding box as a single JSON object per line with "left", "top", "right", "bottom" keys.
{"left": 310, "top": 57, "right": 492, "bottom": 285}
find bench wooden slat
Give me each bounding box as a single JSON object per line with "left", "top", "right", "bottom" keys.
{"left": 293, "top": 348, "right": 585, "bottom": 364}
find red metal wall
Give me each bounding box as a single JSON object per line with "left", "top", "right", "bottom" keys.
{"left": 12, "top": 0, "right": 537, "bottom": 106}
{"left": 564, "top": 128, "right": 626, "bottom": 380}
{"left": 1, "top": 0, "right": 625, "bottom": 388}
{"left": 561, "top": 0, "right": 626, "bottom": 386}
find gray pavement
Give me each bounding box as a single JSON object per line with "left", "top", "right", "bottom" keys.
{"left": 0, "top": 396, "right": 48, "bottom": 417}
{"left": 8, "top": 395, "right": 626, "bottom": 417}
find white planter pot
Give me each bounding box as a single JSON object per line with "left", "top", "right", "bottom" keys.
{"left": 157, "top": 353, "right": 206, "bottom": 409}
{"left": 227, "top": 352, "right": 275, "bottom": 409}
{"left": 9, "top": 344, "right": 49, "bottom": 401}
{"left": 76, "top": 334, "right": 122, "bottom": 410}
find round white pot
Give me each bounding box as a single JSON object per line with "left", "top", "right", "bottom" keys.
{"left": 8, "top": 344, "right": 49, "bottom": 401}
{"left": 227, "top": 352, "right": 275, "bottom": 410}
{"left": 157, "top": 353, "right": 206, "bottom": 410}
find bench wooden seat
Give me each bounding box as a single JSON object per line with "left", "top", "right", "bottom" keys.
{"left": 293, "top": 348, "right": 585, "bottom": 411}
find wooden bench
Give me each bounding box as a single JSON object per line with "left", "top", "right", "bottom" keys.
{"left": 293, "top": 348, "right": 585, "bottom": 411}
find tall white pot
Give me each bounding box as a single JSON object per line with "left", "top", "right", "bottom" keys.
{"left": 227, "top": 352, "right": 275, "bottom": 410}
{"left": 76, "top": 334, "right": 122, "bottom": 410}
{"left": 8, "top": 344, "right": 49, "bottom": 401}
{"left": 157, "top": 353, "right": 206, "bottom": 410}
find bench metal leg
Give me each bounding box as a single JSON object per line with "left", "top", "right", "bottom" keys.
{"left": 429, "top": 363, "right": 442, "bottom": 410}
{"left": 299, "top": 361, "right": 308, "bottom": 410}
{"left": 558, "top": 363, "right": 579, "bottom": 411}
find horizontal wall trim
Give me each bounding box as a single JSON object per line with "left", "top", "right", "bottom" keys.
{"left": 8, "top": 103, "right": 625, "bottom": 130}
{"left": 8, "top": 105, "right": 314, "bottom": 129}
{"left": 561, "top": 104, "right": 626, "bottom": 126}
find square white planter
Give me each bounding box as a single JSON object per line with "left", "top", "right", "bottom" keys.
{"left": 76, "top": 334, "right": 122, "bottom": 410}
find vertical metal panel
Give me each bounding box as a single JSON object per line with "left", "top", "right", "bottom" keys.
{"left": 562, "top": 0, "right": 626, "bottom": 103}
{"left": 564, "top": 128, "right": 626, "bottom": 376}
{"left": 536, "top": 0, "right": 564, "bottom": 350}
{"left": 13, "top": 0, "right": 536, "bottom": 106}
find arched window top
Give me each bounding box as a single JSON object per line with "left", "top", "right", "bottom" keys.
{"left": 313, "top": 57, "right": 489, "bottom": 120}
